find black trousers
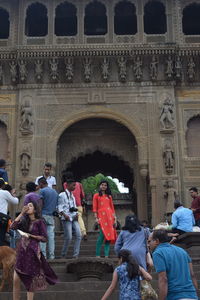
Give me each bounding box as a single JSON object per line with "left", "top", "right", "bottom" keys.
{"left": 0, "top": 213, "right": 10, "bottom": 246}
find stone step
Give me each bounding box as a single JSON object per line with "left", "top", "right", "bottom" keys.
{"left": 1, "top": 290, "right": 119, "bottom": 300}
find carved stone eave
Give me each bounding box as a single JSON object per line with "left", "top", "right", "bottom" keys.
{"left": 1, "top": 44, "right": 200, "bottom": 59}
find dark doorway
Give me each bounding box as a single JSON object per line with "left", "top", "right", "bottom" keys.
{"left": 182, "top": 3, "right": 200, "bottom": 35}
{"left": 55, "top": 2, "right": 77, "bottom": 36}
{"left": 84, "top": 1, "right": 107, "bottom": 35}
{"left": 144, "top": 1, "right": 167, "bottom": 34}
{"left": 0, "top": 8, "right": 9, "bottom": 39}
{"left": 25, "top": 3, "right": 48, "bottom": 37}
{"left": 114, "top": 1, "right": 137, "bottom": 35}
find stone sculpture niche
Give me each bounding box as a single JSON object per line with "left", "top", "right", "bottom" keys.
{"left": 163, "top": 139, "right": 175, "bottom": 174}
{"left": 20, "top": 152, "right": 31, "bottom": 176}
{"left": 164, "top": 180, "right": 178, "bottom": 215}
{"left": 20, "top": 101, "right": 33, "bottom": 135}
{"left": 160, "top": 98, "right": 175, "bottom": 130}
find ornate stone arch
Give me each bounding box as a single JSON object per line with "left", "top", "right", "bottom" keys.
{"left": 185, "top": 112, "right": 200, "bottom": 157}
{"left": 181, "top": 1, "right": 200, "bottom": 35}
{"left": 24, "top": 1, "right": 48, "bottom": 37}
{"left": 47, "top": 108, "right": 148, "bottom": 169}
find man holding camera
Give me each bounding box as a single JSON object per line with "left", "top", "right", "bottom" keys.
{"left": 58, "top": 178, "right": 82, "bottom": 258}
{"left": 38, "top": 177, "right": 58, "bottom": 260}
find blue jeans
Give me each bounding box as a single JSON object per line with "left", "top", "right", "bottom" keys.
{"left": 40, "top": 215, "right": 55, "bottom": 259}
{"left": 61, "top": 220, "right": 81, "bottom": 257}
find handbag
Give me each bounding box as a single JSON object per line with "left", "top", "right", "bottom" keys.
{"left": 140, "top": 280, "right": 158, "bottom": 300}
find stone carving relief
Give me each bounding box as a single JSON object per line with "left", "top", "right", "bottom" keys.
{"left": 18, "top": 60, "right": 27, "bottom": 82}
{"left": 9, "top": 60, "right": 17, "bottom": 83}
{"left": 20, "top": 100, "right": 33, "bottom": 134}
{"left": 83, "top": 57, "right": 92, "bottom": 83}
{"left": 133, "top": 56, "right": 142, "bottom": 81}
{"left": 20, "top": 145, "right": 31, "bottom": 176}
{"left": 0, "top": 64, "right": 3, "bottom": 83}
{"left": 0, "top": 114, "right": 8, "bottom": 127}
{"left": 160, "top": 97, "right": 175, "bottom": 129}
{"left": 164, "top": 180, "right": 178, "bottom": 214}
{"left": 150, "top": 55, "right": 158, "bottom": 80}
{"left": 175, "top": 56, "right": 182, "bottom": 80}
{"left": 65, "top": 58, "right": 74, "bottom": 82}
{"left": 117, "top": 57, "right": 127, "bottom": 82}
{"left": 165, "top": 55, "right": 173, "bottom": 79}
{"left": 187, "top": 57, "right": 195, "bottom": 81}
{"left": 35, "top": 59, "right": 43, "bottom": 82}
{"left": 49, "top": 58, "right": 59, "bottom": 81}
{"left": 163, "top": 139, "right": 175, "bottom": 174}
{"left": 101, "top": 58, "right": 109, "bottom": 82}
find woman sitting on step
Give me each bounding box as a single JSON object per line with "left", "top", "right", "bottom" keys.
{"left": 93, "top": 180, "right": 117, "bottom": 258}
{"left": 11, "top": 200, "right": 58, "bottom": 300}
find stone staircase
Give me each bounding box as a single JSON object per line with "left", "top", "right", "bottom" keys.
{"left": 1, "top": 231, "right": 200, "bottom": 300}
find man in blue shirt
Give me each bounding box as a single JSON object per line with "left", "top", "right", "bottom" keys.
{"left": 0, "top": 159, "right": 8, "bottom": 183}
{"left": 172, "top": 201, "right": 195, "bottom": 234}
{"left": 148, "top": 229, "right": 198, "bottom": 300}
{"left": 38, "top": 177, "right": 58, "bottom": 260}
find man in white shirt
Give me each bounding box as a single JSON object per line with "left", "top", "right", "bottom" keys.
{"left": 0, "top": 178, "right": 19, "bottom": 245}
{"left": 58, "top": 178, "right": 81, "bottom": 258}
{"left": 35, "top": 162, "right": 56, "bottom": 189}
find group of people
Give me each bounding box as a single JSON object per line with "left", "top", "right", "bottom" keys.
{"left": 0, "top": 158, "right": 200, "bottom": 299}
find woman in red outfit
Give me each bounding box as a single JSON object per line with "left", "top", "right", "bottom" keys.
{"left": 93, "top": 180, "right": 117, "bottom": 258}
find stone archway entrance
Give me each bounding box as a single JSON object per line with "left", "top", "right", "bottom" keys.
{"left": 56, "top": 118, "right": 149, "bottom": 227}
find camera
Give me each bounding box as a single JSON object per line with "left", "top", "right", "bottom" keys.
{"left": 69, "top": 207, "right": 78, "bottom": 213}
{"left": 52, "top": 211, "right": 59, "bottom": 217}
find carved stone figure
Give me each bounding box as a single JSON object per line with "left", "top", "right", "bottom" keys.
{"left": 20, "top": 152, "right": 31, "bottom": 176}
{"left": 175, "top": 56, "right": 182, "bottom": 79}
{"left": 163, "top": 140, "right": 174, "bottom": 174}
{"left": 20, "top": 101, "right": 33, "bottom": 134}
{"left": 150, "top": 55, "right": 158, "bottom": 80}
{"left": 164, "top": 180, "right": 178, "bottom": 214}
{"left": 49, "top": 58, "right": 59, "bottom": 81}
{"left": 160, "top": 98, "right": 175, "bottom": 129}
{"left": 19, "top": 60, "right": 27, "bottom": 82}
{"left": 9, "top": 60, "right": 17, "bottom": 83}
{"left": 65, "top": 58, "right": 74, "bottom": 82}
{"left": 117, "top": 57, "right": 127, "bottom": 82}
{"left": 165, "top": 55, "right": 173, "bottom": 79}
{"left": 0, "top": 64, "right": 3, "bottom": 83}
{"left": 35, "top": 59, "right": 43, "bottom": 81}
{"left": 101, "top": 58, "right": 109, "bottom": 82}
{"left": 187, "top": 57, "right": 195, "bottom": 80}
{"left": 133, "top": 56, "right": 142, "bottom": 81}
{"left": 83, "top": 58, "right": 92, "bottom": 83}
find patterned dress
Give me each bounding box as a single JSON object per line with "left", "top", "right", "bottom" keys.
{"left": 116, "top": 262, "right": 141, "bottom": 300}
{"left": 93, "top": 193, "right": 117, "bottom": 243}
{"left": 11, "top": 218, "right": 58, "bottom": 292}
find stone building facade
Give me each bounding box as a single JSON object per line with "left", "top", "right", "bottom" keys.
{"left": 0, "top": 0, "right": 200, "bottom": 225}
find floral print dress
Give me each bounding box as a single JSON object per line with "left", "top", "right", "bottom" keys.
{"left": 116, "top": 262, "right": 141, "bottom": 300}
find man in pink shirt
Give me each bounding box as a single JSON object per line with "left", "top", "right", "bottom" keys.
{"left": 63, "top": 172, "right": 87, "bottom": 240}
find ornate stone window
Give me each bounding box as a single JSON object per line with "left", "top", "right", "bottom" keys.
{"left": 55, "top": 2, "right": 77, "bottom": 36}
{"left": 182, "top": 3, "right": 200, "bottom": 35}
{"left": 144, "top": 1, "right": 167, "bottom": 34}
{"left": 186, "top": 116, "right": 200, "bottom": 157}
{"left": 114, "top": 1, "right": 137, "bottom": 35}
{"left": 0, "top": 8, "right": 9, "bottom": 39}
{"left": 84, "top": 1, "right": 107, "bottom": 35}
{"left": 25, "top": 2, "right": 48, "bottom": 37}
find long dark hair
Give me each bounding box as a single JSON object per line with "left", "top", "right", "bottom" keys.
{"left": 122, "top": 214, "right": 141, "bottom": 233}
{"left": 20, "top": 200, "right": 41, "bottom": 232}
{"left": 98, "top": 180, "right": 112, "bottom": 196}
{"left": 118, "top": 249, "right": 139, "bottom": 279}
